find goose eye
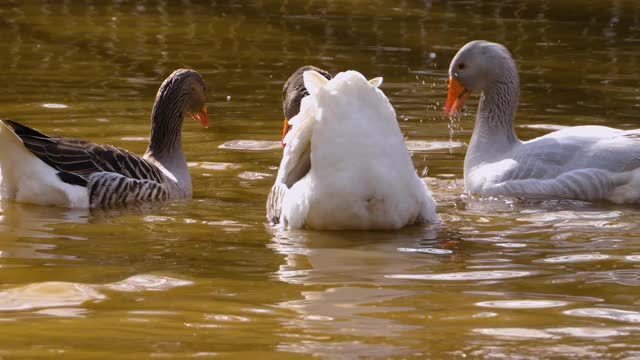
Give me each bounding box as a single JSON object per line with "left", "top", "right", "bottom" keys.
{"left": 458, "top": 63, "right": 465, "bottom": 70}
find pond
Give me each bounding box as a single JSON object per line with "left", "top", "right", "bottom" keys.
{"left": 0, "top": 1, "right": 640, "bottom": 358}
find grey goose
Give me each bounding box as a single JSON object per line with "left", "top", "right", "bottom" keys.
{"left": 445, "top": 40, "right": 640, "bottom": 203}
{"left": 0, "top": 68, "right": 208, "bottom": 208}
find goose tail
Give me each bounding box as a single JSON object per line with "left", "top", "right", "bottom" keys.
{"left": 0, "top": 120, "right": 89, "bottom": 207}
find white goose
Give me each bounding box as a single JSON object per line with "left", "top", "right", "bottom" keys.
{"left": 445, "top": 40, "right": 640, "bottom": 203}
{"left": 0, "top": 68, "right": 209, "bottom": 208}
{"left": 267, "top": 68, "right": 438, "bottom": 230}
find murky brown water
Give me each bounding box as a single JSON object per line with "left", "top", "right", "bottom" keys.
{"left": 1, "top": 1, "right": 640, "bottom": 358}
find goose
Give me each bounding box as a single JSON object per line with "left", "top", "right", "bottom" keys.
{"left": 445, "top": 40, "right": 640, "bottom": 203}
{"left": 0, "top": 68, "right": 209, "bottom": 208}
{"left": 267, "top": 68, "right": 438, "bottom": 230}
{"left": 280, "top": 65, "right": 332, "bottom": 146}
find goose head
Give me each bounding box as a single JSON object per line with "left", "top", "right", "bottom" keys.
{"left": 444, "top": 40, "right": 515, "bottom": 116}
{"left": 281, "top": 65, "right": 332, "bottom": 146}
{"left": 146, "top": 69, "right": 209, "bottom": 161}
{"left": 154, "top": 68, "right": 209, "bottom": 128}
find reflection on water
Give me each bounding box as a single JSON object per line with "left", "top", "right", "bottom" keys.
{"left": 0, "top": 0, "right": 640, "bottom": 358}
{"left": 0, "top": 282, "right": 103, "bottom": 312}
{"left": 270, "top": 227, "right": 441, "bottom": 357}
{"left": 0, "top": 274, "right": 190, "bottom": 313}
{"left": 218, "top": 140, "right": 282, "bottom": 152}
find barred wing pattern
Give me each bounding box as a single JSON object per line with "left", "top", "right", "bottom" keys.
{"left": 266, "top": 183, "right": 287, "bottom": 224}
{"left": 88, "top": 172, "right": 173, "bottom": 208}
{"left": 4, "top": 120, "right": 177, "bottom": 208}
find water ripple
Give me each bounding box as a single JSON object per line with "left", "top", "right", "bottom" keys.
{"left": 519, "top": 124, "right": 568, "bottom": 131}
{"left": 218, "top": 140, "right": 281, "bottom": 152}
{"left": 517, "top": 211, "right": 622, "bottom": 223}
{"left": 405, "top": 140, "right": 464, "bottom": 152}
{"left": 540, "top": 254, "right": 611, "bottom": 263}
{"left": 205, "top": 314, "right": 251, "bottom": 322}
{"left": 548, "top": 327, "right": 630, "bottom": 338}
{"left": 188, "top": 162, "right": 241, "bottom": 171}
{"left": 564, "top": 308, "right": 640, "bottom": 323}
{"left": 35, "top": 307, "right": 89, "bottom": 318}
{"left": 41, "top": 103, "right": 68, "bottom": 109}
{"left": 475, "top": 326, "right": 632, "bottom": 339}
{"left": 386, "top": 270, "right": 535, "bottom": 281}
{"left": 474, "top": 328, "right": 557, "bottom": 339}
{"left": 475, "top": 300, "right": 569, "bottom": 309}
{"left": 103, "top": 275, "right": 193, "bottom": 292}
{"left": 238, "top": 171, "right": 272, "bottom": 180}
{"left": 0, "top": 282, "right": 104, "bottom": 311}
{"left": 396, "top": 247, "right": 453, "bottom": 255}
{"left": 0, "top": 274, "right": 192, "bottom": 312}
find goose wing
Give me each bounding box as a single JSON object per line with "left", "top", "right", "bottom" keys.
{"left": 487, "top": 127, "right": 640, "bottom": 200}
{"left": 266, "top": 100, "right": 315, "bottom": 225}
{"left": 3, "top": 120, "right": 166, "bottom": 186}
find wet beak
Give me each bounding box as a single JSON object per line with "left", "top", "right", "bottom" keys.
{"left": 188, "top": 106, "right": 209, "bottom": 128}
{"left": 444, "top": 77, "right": 470, "bottom": 116}
{"left": 281, "top": 117, "right": 291, "bottom": 147}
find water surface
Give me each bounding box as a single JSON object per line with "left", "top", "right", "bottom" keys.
{"left": 1, "top": 1, "right": 640, "bottom": 358}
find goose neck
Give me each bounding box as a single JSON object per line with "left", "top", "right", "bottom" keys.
{"left": 144, "top": 95, "right": 189, "bottom": 184}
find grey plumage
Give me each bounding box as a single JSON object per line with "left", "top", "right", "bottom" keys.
{"left": 282, "top": 66, "right": 332, "bottom": 121}
{"left": 3, "top": 68, "right": 208, "bottom": 208}
{"left": 448, "top": 40, "right": 640, "bottom": 203}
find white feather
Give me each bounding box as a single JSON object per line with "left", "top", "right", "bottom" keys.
{"left": 302, "top": 70, "right": 329, "bottom": 96}
{"left": 368, "top": 77, "right": 383, "bottom": 88}
{"left": 0, "top": 121, "right": 89, "bottom": 208}
{"left": 274, "top": 70, "right": 438, "bottom": 230}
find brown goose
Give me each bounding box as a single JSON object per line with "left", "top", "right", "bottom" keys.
{"left": 0, "top": 68, "right": 208, "bottom": 208}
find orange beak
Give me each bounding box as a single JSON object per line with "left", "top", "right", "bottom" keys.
{"left": 281, "top": 117, "right": 291, "bottom": 147}
{"left": 444, "top": 77, "right": 470, "bottom": 116}
{"left": 188, "top": 106, "right": 209, "bottom": 128}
